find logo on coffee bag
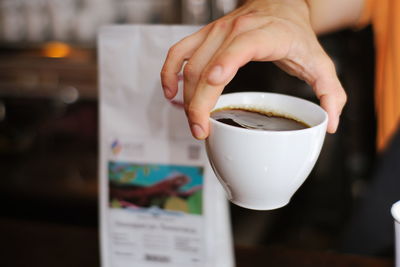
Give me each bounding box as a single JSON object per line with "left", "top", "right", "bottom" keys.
{"left": 111, "top": 139, "right": 123, "bottom": 156}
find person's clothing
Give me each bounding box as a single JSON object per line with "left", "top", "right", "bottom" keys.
{"left": 341, "top": 125, "right": 400, "bottom": 255}
{"left": 341, "top": 0, "right": 400, "bottom": 256}
{"left": 357, "top": 0, "right": 400, "bottom": 151}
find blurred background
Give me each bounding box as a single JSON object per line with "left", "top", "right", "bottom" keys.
{"left": 0, "top": 0, "right": 379, "bottom": 266}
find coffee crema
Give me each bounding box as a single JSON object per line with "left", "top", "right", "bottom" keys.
{"left": 211, "top": 107, "right": 309, "bottom": 131}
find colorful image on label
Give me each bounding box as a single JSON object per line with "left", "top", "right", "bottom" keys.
{"left": 108, "top": 161, "right": 203, "bottom": 215}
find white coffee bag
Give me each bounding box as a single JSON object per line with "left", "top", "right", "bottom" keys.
{"left": 98, "top": 25, "right": 234, "bottom": 267}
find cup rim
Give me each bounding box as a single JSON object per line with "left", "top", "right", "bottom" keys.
{"left": 392, "top": 200, "right": 400, "bottom": 223}
{"left": 209, "top": 92, "right": 328, "bottom": 135}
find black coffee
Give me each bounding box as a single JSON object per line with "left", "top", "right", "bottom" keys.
{"left": 211, "top": 107, "right": 309, "bottom": 131}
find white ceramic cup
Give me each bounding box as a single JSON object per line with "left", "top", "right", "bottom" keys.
{"left": 392, "top": 200, "right": 400, "bottom": 267}
{"left": 205, "top": 92, "right": 328, "bottom": 210}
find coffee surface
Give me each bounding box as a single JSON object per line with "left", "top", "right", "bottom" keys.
{"left": 211, "top": 107, "right": 309, "bottom": 131}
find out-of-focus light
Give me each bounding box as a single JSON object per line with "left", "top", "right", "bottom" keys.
{"left": 60, "top": 86, "right": 79, "bottom": 104}
{"left": 43, "top": 41, "right": 71, "bottom": 58}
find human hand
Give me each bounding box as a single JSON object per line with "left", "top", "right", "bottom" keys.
{"left": 161, "top": 0, "right": 347, "bottom": 139}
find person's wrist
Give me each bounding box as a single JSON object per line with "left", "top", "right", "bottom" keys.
{"left": 273, "top": 0, "right": 312, "bottom": 27}
{"left": 303, "top": 0, "right": 311, "bottom": 7}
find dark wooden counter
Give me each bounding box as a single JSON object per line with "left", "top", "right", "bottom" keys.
{"left": 0, "top": 218, "right": 393, "bottom": 267}
{"left": 236, "top": 245, "right": 393, "bottom": 267}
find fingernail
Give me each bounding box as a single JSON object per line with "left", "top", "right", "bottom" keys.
{"left": 191, "top": 124, "right": 206, "bottom": 139}
{"left": 163, "top": 87, "right": 172, "bottom": 98}
{"left": 208, "top": 65, "right": 223, "bottom": 84}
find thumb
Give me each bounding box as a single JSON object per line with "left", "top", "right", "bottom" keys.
{"left": 312, "top": 59, "right": 347, "bottom": 133}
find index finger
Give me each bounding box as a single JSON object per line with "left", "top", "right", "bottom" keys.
{"left": 160, "top": 27, "right": 211, "bottom": 99}
{"left": 187, "top": 29, "right": 281, "bottom": 139}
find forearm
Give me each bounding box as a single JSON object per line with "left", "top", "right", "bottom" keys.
{"left": 308, "top": 0, "right": 366, "bottom": 34}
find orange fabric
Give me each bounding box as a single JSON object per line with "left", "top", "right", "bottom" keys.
{"left": 356, "top": 0, "right": 400, "bottom": 151}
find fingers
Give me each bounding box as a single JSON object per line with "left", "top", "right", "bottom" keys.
{"left": 160, "top": 27, "right": 210, "bottom": 99}
{"left": 317, "top": 84, "right": 347, "bottom": 133}
{"left": 188, "top": 28, "right": 286, "bottom": 139}
{"left": 183, "top": 20, "right": 232, "bottom": 108}
{"left": 312, "top": 58, "right": 347, "bottom": 133}
{"left": 162, "top": 12, "right": 347, "bottom": 139}
{"left": 183, "top": 14, "right": 268, "bottom": 108}
{"left": 187, "top": 28, "right": 346, "bottom": 138}
{"left": 278, "top": 50, "right": 347, "bottom": 133}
